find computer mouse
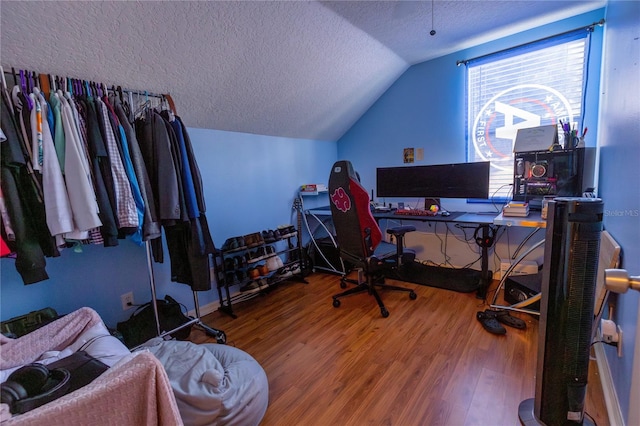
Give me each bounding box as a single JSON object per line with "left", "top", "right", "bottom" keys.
{"left": 441, "top": 211, "right": 450, "bottom": 217}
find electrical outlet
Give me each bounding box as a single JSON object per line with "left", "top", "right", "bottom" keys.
{"left": 600, "top": 319, "right": 624, "bottom": 358}
{"left": 121, "top": 292, "right": 134, "bottom": 311}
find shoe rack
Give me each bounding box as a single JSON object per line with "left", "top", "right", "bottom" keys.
{"left": 215, "top": 225, "right": 307, "bottom": 318}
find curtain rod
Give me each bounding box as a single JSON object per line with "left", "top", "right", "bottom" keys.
{"left": 456, "top": 18, "right": 605, "bottom": 67}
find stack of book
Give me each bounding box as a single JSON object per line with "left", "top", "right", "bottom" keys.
{"left": 503, "top": 201, "right": 530, "bottom": 217}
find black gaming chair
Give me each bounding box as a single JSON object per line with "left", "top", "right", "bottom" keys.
{"left": 328, "top": 160, "right": 417, "bottom": 317}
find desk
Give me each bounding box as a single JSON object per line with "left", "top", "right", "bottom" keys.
{"left": 304, "top": 207, "right": 498, "bottom": 298}
{"left": 493, "top": 211, "right": 546, "bottom": 228}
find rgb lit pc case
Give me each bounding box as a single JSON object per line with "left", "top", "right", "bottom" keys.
{"left": 513, "top": 148, "right": 595, "bottom": 210}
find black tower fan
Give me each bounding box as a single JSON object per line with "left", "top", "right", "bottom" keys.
{"left": 519, "top": 197, "right": 603, "bottom": 425}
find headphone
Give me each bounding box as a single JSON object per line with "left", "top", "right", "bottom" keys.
{"left": 1, "top": 363, "right": 70, "bottom": 414}
{"left": 474, "top": 225, "right": 496, "bottom": 248}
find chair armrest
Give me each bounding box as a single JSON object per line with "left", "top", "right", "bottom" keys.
{"left": 386, "top": 226, "right": 416, "bottom": 237}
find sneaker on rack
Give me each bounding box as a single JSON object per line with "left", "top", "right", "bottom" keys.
{"left": 277, "top": 225, "right": 296, "bottom": 238}
{"left": 257, "top": 264, "right": 270, "bottom": 276}
{"left": 266, "top": 255, "right": 280, "bottom": 272}
{"left": 240, "top": 281, "right": 260, "bottom": 292}
{"left": 264, "top": 245, "right": 275, "bottom": 258}
{"left": 248, "top": 267, "right": 260, "bottom": 280}
{"left": 290, "top": 262, "right": 301, "bottom": 275}
{"left": 221, "top": 237, "right": 239, "bottom": 251}
{"left": 246, "top": 249, "right": 263, "bottom": 263}
{"left": 243, "top": 233, "right": 255, "bottom": 248}
{"left": 256, "top": 246, "right": 268, "bottom": 261}
{"left": 234, "top": 255, "right": 245, "bottom": 269}
{"left": 277, "top": 266, "right": 293, "bottom": 278}
{"left": 244, "top": 232, "right": 264, "bottom": 248}
{"left": 262, "top": 230, "right": 276, "bottom": 243}
{"left": 236, "top": 236, "right": 246, "bottom": 250}
{"left": 225, "top": 257, "right": 235, "bottom": 270}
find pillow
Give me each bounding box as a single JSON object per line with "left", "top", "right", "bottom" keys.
{"left": 36, "top": 322, "right": 130, "bottom": 367}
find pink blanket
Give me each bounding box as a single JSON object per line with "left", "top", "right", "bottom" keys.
{"left": 0, "top": 308, "right": 182, "bottom": 425}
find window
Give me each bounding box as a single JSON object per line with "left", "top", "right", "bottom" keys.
{"left": 465, "top": 29, "right": 592, "bottom": 200}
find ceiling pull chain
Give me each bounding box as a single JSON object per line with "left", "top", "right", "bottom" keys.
{"left": 430, "top": 0, "right": 436, "bottom": 36}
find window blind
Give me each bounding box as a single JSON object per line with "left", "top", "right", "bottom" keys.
{"left": 466, "top": 30, "right": 590, "bottom": 200}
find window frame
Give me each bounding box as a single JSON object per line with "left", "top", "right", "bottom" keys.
{"left": 464, "top": 28, "right": 593, "bottom": 203}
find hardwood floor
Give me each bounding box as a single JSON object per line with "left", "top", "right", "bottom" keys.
{"left": 191, "top": 273, "right": 609, "bottom": 426}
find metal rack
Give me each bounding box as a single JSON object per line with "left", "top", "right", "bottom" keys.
{"left": 144, "top": 241, "right": 226, "bottom": 345}
{"left": 2, "top": 66, "right": 226, "bottom": 345}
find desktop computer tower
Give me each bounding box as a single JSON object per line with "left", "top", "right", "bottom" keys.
{"left": 513, "top": 148, "right": 595, "bottom": 210}
{"left": 504, "top": 272, "right": 542, "bottom": 310}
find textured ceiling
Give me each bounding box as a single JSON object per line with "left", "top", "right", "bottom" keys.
{"left": 0, "top": 1, "right": 604, "bottom": 141}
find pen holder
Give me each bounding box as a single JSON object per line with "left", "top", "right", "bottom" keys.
{"left": 563, "top": 132, "right": 580, "bottom": 149}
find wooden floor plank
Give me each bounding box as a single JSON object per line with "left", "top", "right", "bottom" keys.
{"left": 191, "top": 272, "right": 609, "bottom": 425}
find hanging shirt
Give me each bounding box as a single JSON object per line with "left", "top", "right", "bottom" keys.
{"left": 34, "top": 89, "right": 74, "bottom": 240}
{"left": 11, "top": 86, "right": 33, "bottom": 161}
{"left": 58, "top": 92, "right": 102, "bottom": 237}
{"left": 114, "top": 97, "right": 161, "bottom": 242}
{"left": 73, "top": 97, "right": 104, "bottom": 246}
{"left": 104, "top": 95, "right": 144, "bottom": 245}
{"left": 135, "top": 109, "right": 181, "bottom": 222}
{"left": 95, "top": 97, "right": 138, "bottom": 231}
{"left": 80, "top": 97, "right": 119, "bottom": 247}
{"left": 0, "top": 186, "right": 15, "bottom": 242}
{"left": 47, "top": 92, "right": 66, "bottom": 172}
{"left": 169, "top": 117, "right": 198, "bottom": 219}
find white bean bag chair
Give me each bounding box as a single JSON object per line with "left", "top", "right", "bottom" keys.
{"left": 138, "top": 338, "right": 269, "bottom": 426}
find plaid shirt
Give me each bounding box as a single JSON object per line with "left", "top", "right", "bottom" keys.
{"left": 96, "top": 98, "right": 138, "bottom": 229}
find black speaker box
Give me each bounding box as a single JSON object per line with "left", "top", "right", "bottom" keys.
{"left": 505, "top": 272, "right": 542, "bottom": 310}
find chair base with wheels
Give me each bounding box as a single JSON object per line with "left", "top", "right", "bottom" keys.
{"left": 328, "top": 160, "right": 418, "bottom": 317}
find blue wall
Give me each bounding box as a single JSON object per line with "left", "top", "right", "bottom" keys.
{"left": 338, "top": 9, "right": 605, "bottom": 211}
{"left": 0, "top": 129, "right": 336, "bottom": 328}
{"left": 597, "top": 1, "right": 640, "bottom": 423}
{"left": 337, "top": 9, "right": 606, "bottom": 277}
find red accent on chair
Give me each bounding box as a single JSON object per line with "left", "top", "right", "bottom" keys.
{"left": 328, "top": 160, "right": 417, "bottom": 317}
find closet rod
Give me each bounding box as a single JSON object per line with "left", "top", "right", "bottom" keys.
{"left": 108, "top": 87, "right": 165, "bottom": 99}
{"left": 2, "top": 66, "right": 166, "bottom": 99}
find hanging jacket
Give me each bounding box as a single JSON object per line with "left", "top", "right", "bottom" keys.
{"left": 34, "top": 89, "right": 74, "bottom": 240}
{"left": 135, "top": 109, "right": 181, "bottom": 222}
{"left": 1, "top": 91, "right": 53, "bottom": 284}
{"left": 113, "top": 97, "right": 161, "bottom": 242}
{"left": 57, "top": 92, "right": 102, "bottom": 237}
{"left": 78, "top": 97, "right": 119, "bottom": 246}
{"left": 103, "top": 94, "right": 144, "bottom": 244}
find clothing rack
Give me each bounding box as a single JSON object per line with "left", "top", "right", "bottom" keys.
{"left": 2, "top": 66, "right": 226, "bottom": 344}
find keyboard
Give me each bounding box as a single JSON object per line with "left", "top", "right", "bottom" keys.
{"left": 394, "top": 209, "right": 438, "bottom": 217}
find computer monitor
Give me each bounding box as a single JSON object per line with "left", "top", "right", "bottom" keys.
{"left": 376, "top": 161, "right": 490, "bottom": 199}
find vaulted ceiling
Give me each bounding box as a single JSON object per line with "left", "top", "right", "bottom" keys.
{"left": 1, "top": 1, "right": 605, "bottom": 141}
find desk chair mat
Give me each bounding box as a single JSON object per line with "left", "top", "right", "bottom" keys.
{"left": 386, "top": 262, "right": 482, "bottom": 293}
